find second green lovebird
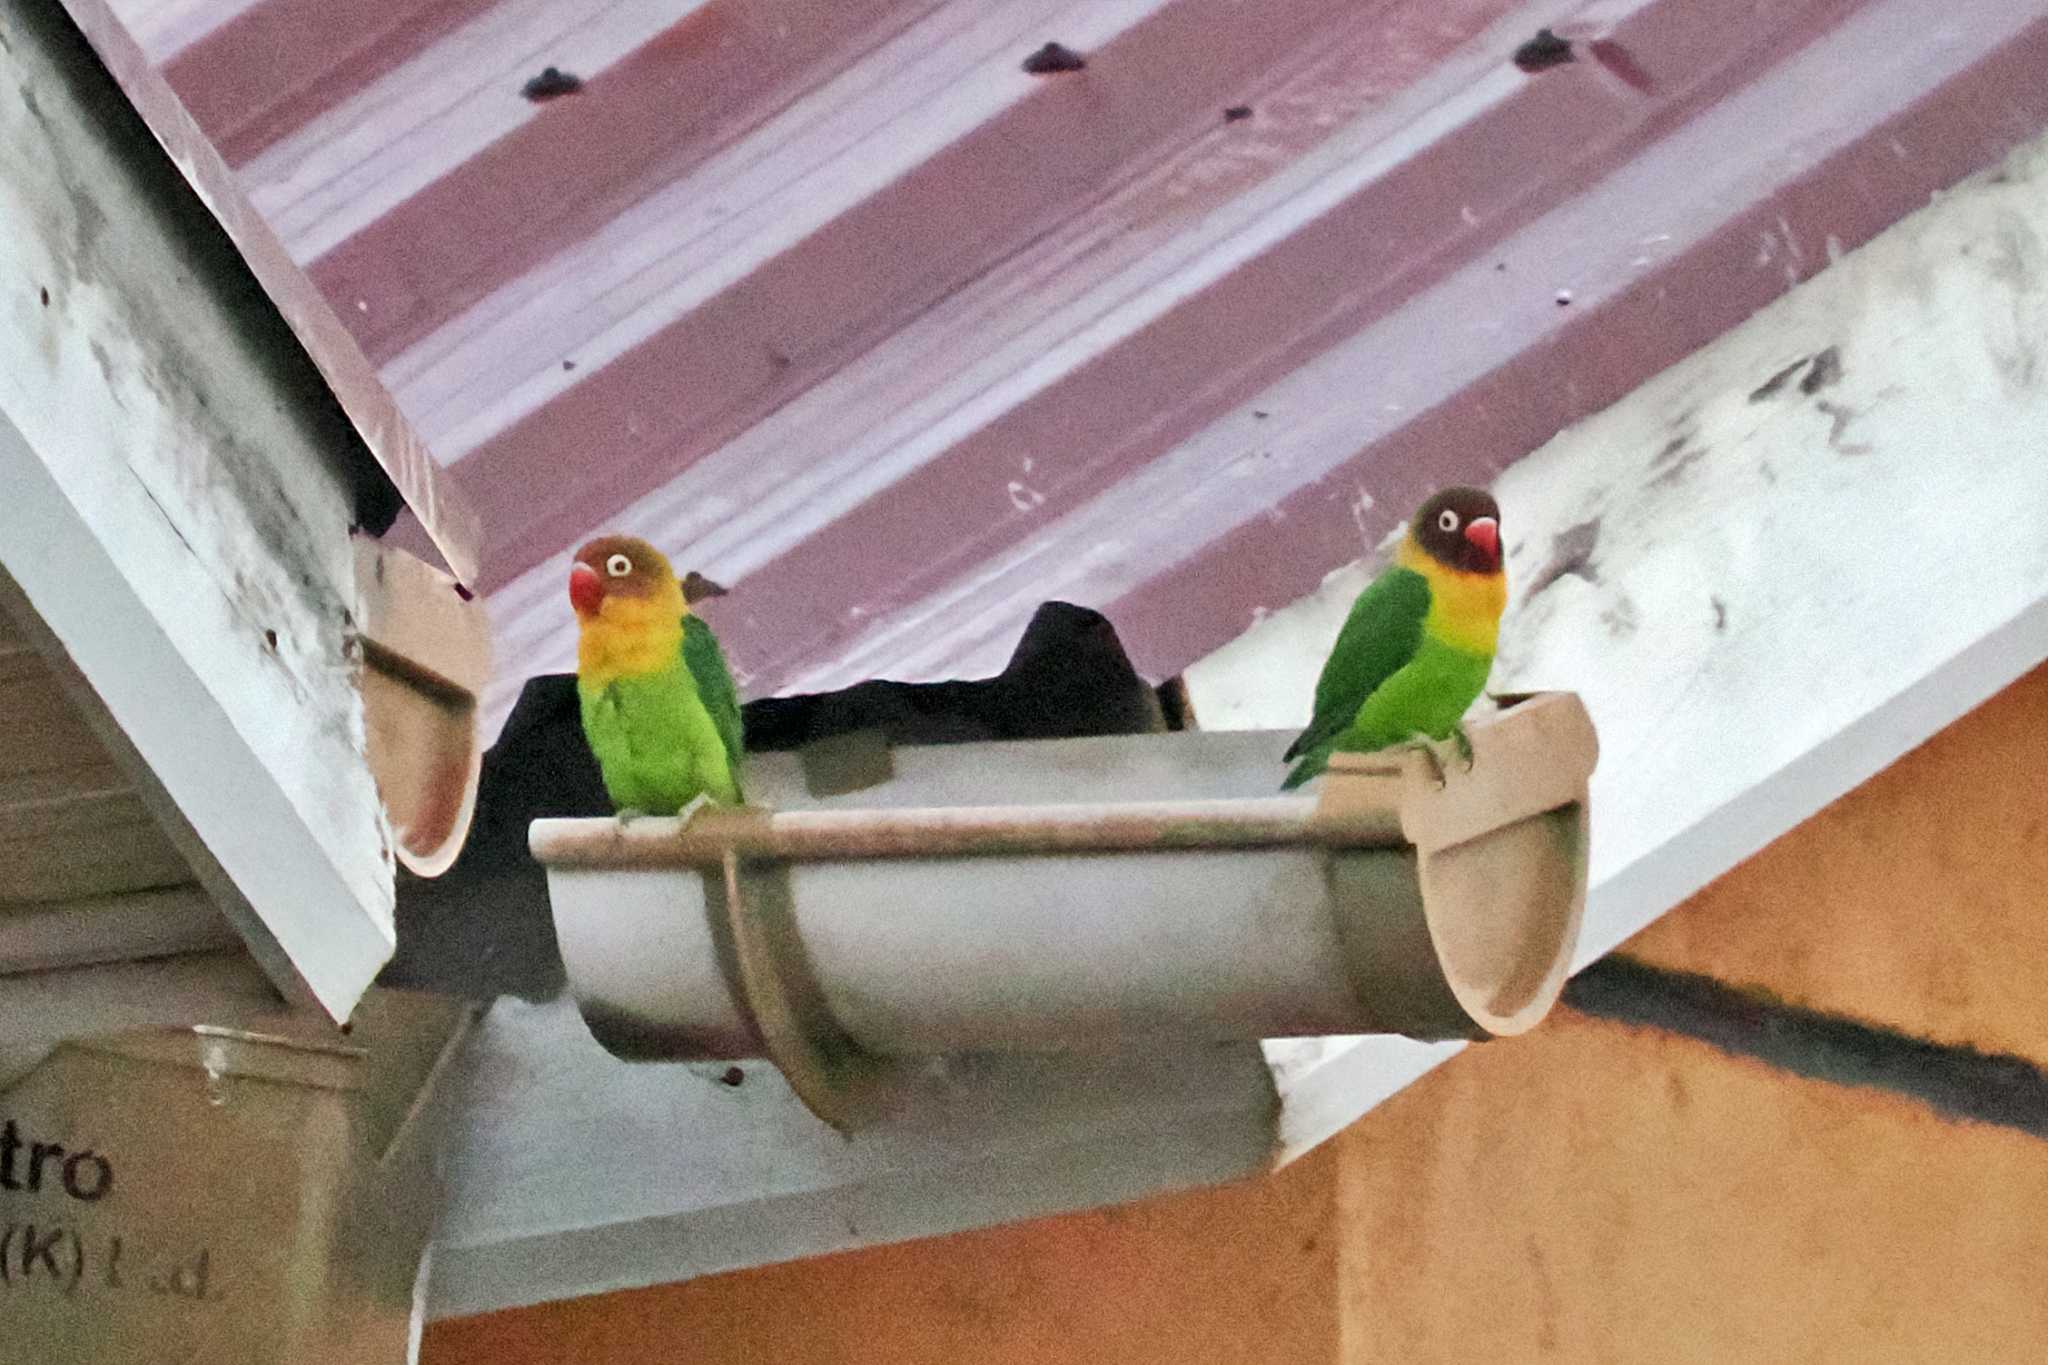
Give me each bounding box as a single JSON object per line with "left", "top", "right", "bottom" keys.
{"left": 569, "top": 535, "right": 747, "bottom": 819}
{"left": 1281, "top": 486, "right": 1506, "bottom": 790}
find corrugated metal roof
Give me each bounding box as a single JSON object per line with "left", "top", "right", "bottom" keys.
{"left": 86, "top": 0, "right": 2048, "bottom": 727}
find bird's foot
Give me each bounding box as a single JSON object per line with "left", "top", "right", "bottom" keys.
{"left": 1403, "top": 733, "right": 1469, "bottom": 789}
{"left": 1449, "top": 721, "right": 1475, "bottom": 772}
{"left": 614, "top": 807, "right": 647, "bottom": 828}
{"left": 675, "top": 793, "right": 714, "bottom": 827}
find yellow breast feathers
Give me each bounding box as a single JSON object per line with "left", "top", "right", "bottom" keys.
{"left": 577, "top": 584, "right": 686, "bottom": 689}
{"left": 1397, "top": 536, "right": 1506, "bottom": 656}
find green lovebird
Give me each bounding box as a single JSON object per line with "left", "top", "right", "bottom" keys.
{"left": 1281, "top": 487, "right": 1506, "bottom": 790}
{"left": 569, "top": 535, "right": 746, "bottom": 815}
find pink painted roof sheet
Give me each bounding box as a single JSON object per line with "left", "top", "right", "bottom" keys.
{"left": 81, "top": 0, "right": 2048, "bottom": 725}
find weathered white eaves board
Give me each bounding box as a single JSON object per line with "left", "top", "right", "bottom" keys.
{"left": 1196, "top": 132, "right": 2048, "bottom": 1158}
{"left": 427, "top": 126, "right": 2048, "bottom": 1317}
{"left": 0, "top": 2, "right": 398, "bottom": 1017}
{"left": 58, "top": 0, "right": 486, "bottom": 584}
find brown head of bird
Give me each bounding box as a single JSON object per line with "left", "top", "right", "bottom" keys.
{"left": 568, "top": 535, "right": 681, "bottom": 622}
{"left": 1410, "top": 487, "right": 1502, "bottom": 575}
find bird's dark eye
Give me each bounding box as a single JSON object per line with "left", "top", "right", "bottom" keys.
{"left": 1437, "top": 509, "right": 1460, "bottom": 533}
{"left": 605, "top": 553, "right": 632, "bottom": 578}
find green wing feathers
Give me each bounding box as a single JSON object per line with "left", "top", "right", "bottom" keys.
{"left": 1282, "top": 566, "right": 1432, "bottom": 766}
{"left": 683, "top": 614, "right": 747, "bottom": 796}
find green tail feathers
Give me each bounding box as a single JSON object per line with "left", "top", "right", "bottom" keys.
{"left": 1281, "top": 748, "right": 1329, "bottom": 791}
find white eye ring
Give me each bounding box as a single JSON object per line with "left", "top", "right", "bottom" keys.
{"left": 605, "top": 553, "right": 632, "bottom": 578}
{"left": 1437, "top": 509, "right": 1460, "bottom": 533}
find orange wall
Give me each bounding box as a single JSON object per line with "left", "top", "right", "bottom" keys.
{"left": 433, "top": 1146, "right": 1338, "bottom": 1365}
{"left": 428, "top": 663, "right": 2048, "bottom": 1363}
{"left": 1336, "top": 1006, "right": 2048, "bottom": 1361}
{"left": 1625, "top": 661, "right": 2048, "bottom": 1063}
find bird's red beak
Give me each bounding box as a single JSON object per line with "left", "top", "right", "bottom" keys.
{"left": 569, "top": 562, "right": 605, "bottom": 617}
{"left": 1464, "top": 516, "right": 1500, "bottom": 564}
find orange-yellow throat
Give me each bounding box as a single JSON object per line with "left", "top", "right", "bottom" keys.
{"left": 577, "top": 579, "right": 686, "bottom": 690}
{"left": 1396, "top": 534, "right": 1506, "bottom": 656}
